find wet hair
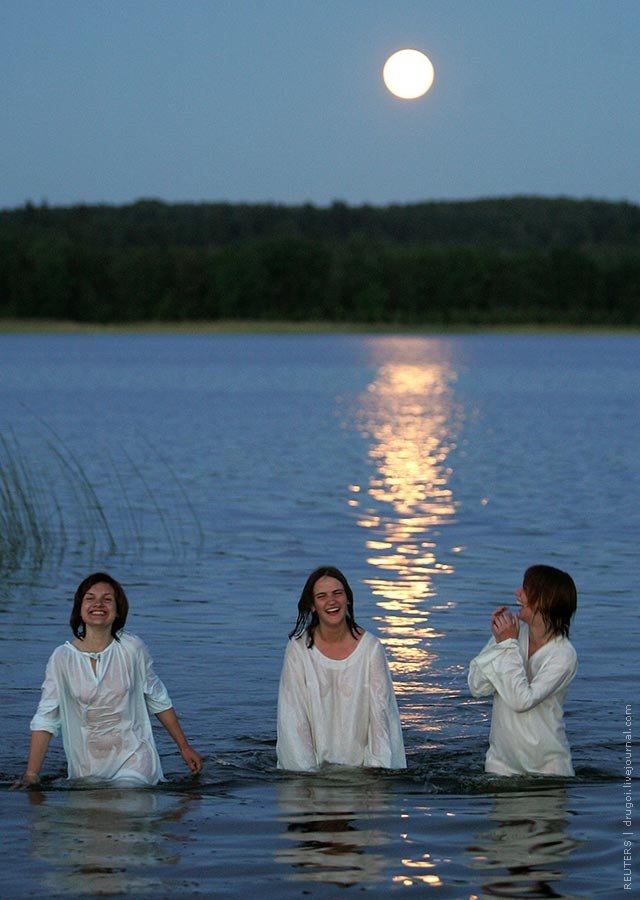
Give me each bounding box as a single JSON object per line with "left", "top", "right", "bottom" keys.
{"left": 289, "top": 565, "right": 362, "bottom": 648}
{"left": 70, "top": 572, "right": 129, "bottom": 640}
{"left": 523, "top": 564, "right": 577, "bottom": 639}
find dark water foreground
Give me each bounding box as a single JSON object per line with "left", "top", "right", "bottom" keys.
{"left": 0, "top": 773, "right": 622, "bottom": 898}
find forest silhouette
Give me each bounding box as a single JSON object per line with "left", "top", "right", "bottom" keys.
{"left": 1, "top": 196, "right": 638, "bottom": 326}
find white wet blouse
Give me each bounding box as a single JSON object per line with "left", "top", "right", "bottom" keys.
{"left": 30, "top": 632, "right": 173, "bottom": 785}
{"left": 468, "top": 623, "right": 577, "bottom": 776}
{"left": 276, "top": 630, "right": 407, "bottom": 771}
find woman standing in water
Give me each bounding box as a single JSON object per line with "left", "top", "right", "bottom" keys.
{"left": 18, "top": 572, "right": 203, "bottom": 786}
{"left": 468, "top": 564, "right": 578, "bottom": 776}
{"left": 276, "top": 565, "right": 406, "bottom": 771}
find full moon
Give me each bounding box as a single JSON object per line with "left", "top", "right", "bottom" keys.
{"left": 383, "top": 49, "right": 434, "bottom": 100}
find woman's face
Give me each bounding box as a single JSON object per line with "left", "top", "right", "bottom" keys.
{"left": 80, "top": 581, "right": 117, "bottom": 628}
{"left": 515, "top": 585, "right": 536, "bottom": 625}
{"left": 311, "top": 575, "right": 348, "bottom": 628}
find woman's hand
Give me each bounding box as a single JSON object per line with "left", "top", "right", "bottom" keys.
{"left": 155, "top": 708, "right": 203, "bottom": 775}
{"left": 179, "top": 744, "right": 204, "bottom": 774}
{"left": 10, "top": 771, "right": 41, "bottom": 790}
{"left": 491, "top": 607, "right": 519, "bottom": 642}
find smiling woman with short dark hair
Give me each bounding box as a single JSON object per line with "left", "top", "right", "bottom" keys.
{"left": 17, "top": 572, "right": 203, "bottom": 788}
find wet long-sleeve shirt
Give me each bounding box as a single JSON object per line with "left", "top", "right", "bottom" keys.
{"left": 276, "top": 631, "right": 406, "bottom": 772}
{"left": 31, "top": 632, "right": 172, "bottom": 784}
{"left": 468, "top": 624, "right": 577, "bottom": 776}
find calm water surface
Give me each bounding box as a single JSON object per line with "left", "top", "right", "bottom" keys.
{"left": 0, "top": 332, "right": 637, "bottom": 898}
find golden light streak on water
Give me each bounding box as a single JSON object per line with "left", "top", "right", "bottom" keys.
{"left": 353, "top": 339, "right": 462, "bottom": 698}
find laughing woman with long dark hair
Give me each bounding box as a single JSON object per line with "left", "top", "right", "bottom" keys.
{"left": 276, "top": 566, "right": 406, "bottom": 772}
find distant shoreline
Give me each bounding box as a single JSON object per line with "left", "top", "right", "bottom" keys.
{"left": 0, "top": 319, "right": 637, "bottom": 336}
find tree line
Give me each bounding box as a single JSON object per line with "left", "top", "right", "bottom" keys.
{"left": 1, "top": 196, "right": 638, "bottom": 326}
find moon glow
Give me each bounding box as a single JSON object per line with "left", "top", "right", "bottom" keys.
{"left": 383, "top": 49, "right": 435, "bottom": 100}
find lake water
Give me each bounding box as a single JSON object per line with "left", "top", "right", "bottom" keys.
{"left": 0, "top": 331, "right": 637, "bottom": 898}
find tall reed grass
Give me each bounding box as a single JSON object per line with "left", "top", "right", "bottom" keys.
{"left": 0, "top": 434, "right": 57, "bottom": 571}
{"left": 0, "top": 429, "right": 204, "bottom": 575}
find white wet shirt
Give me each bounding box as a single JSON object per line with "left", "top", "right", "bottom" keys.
{"left": 30, "top": 632, "right": 172, "bottom": 784}
{"left": 276, "top": 630, "right": 407, "bottom": 771}
{"left": 468, "top": 623, "right": 577, "bottom": 776}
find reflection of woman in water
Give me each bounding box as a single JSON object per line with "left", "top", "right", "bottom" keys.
{"left": 27, "top": 789, "right": 199, "bottom": 896}
{"left": 275, "top": 775, "right": 389, "bottom": 886}
{"left": 468, "top": 564, "right": 578, "bottom": 776}
{"left": 276, "top": 566, "right": 406, "bottom": 772}
{"left": 19, "top": 572, "right": 203, "bottom": 787}
{"left": 468, "top": 787, "right": 582, "bottom": 898}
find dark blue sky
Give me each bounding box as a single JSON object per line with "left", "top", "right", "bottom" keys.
{"left": 3, "top": 0, "right": 638, "bottom": 209}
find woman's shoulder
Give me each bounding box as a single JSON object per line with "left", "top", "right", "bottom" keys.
{"left": 541, "top": 634, "right": 577, "bottom": 666}
{"left": 116, "top": 632, "right": 146, "bottom": 652}
{"left": 48, "top": 641, "right": 73, "bottom": 663}
{"left": 554, "top": 635, "right": 577, "bottom": 659}
{"left": 285, "top": 634, "right": 308, "bottom": 655}
{"left": 363, "top": 631, "right": 395, "bottom": 662}
{"left": 359, "top": 630, "right": 379, "bottom": 649}
{"left": 285, "top": 629, "right": 374, "bottom": 659}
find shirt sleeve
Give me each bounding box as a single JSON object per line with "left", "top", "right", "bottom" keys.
{"left": 134, "top": 636, "right": 173, "bottom": 715}
{"left": 468, "top": 637, "right": 577, "bottom": 712}
{"left": 468, "top": 636, "right": 500, "bottom": 697}
{"left": 30, "top": 651, "right": 62, "bottom": 736}
{"left": 276, "top": 640, "right": 318, "bottom": 771}
{"left": 364, "top": 638, "right": 407, "bottom": 769}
